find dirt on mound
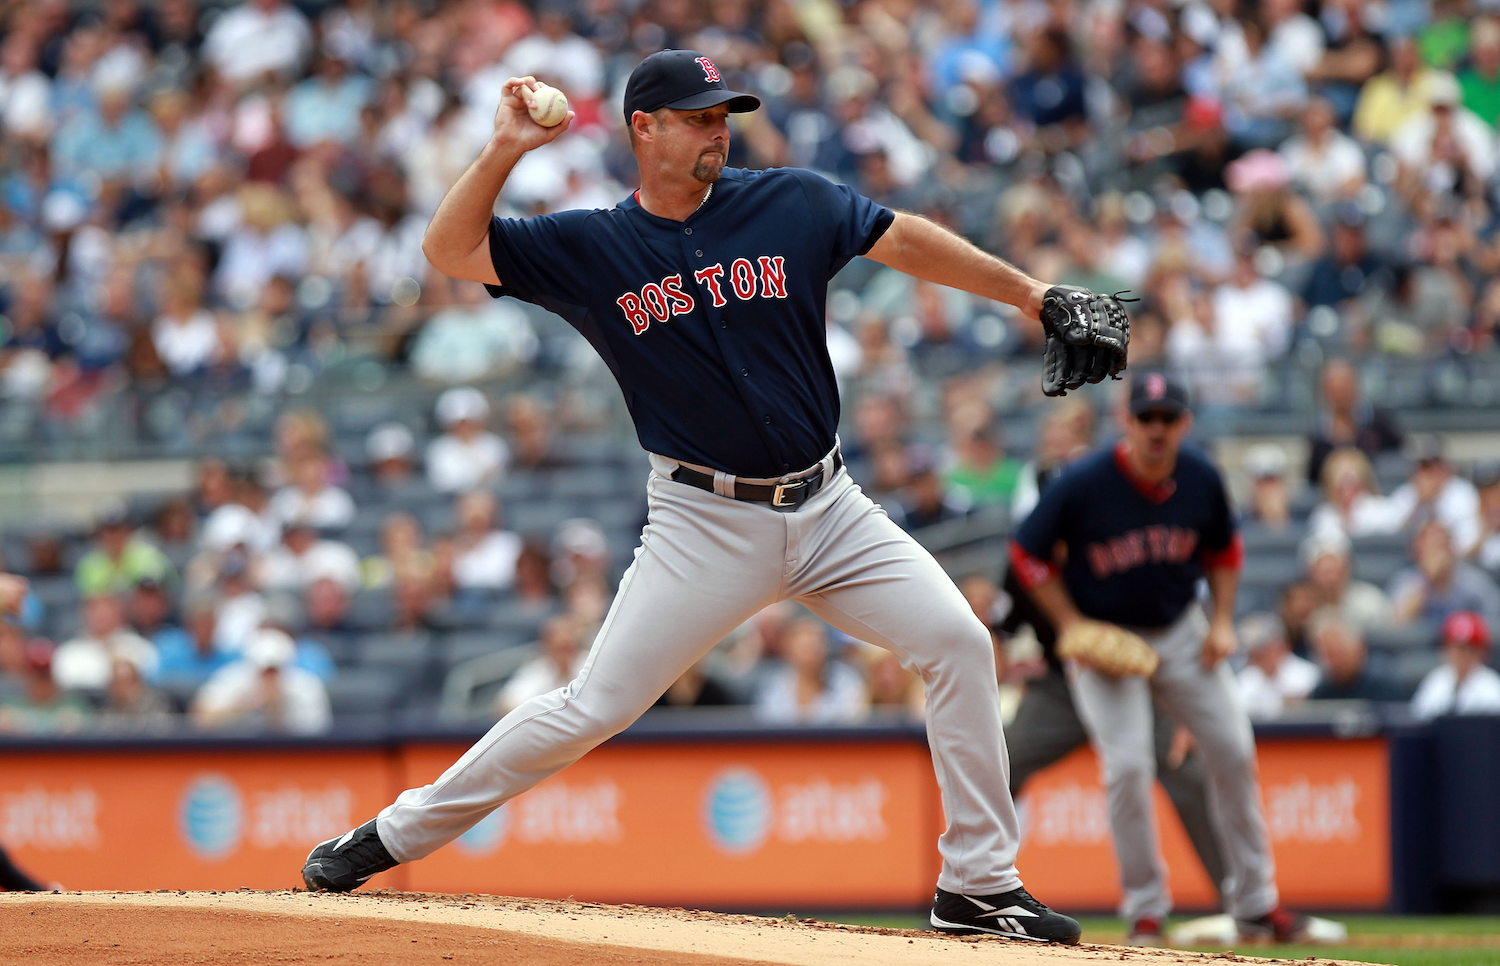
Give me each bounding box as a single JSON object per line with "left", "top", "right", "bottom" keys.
{"left": 0, "top": 891, "right": 1364, "bottom": 966}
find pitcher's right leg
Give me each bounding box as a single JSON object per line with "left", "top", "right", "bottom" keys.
{"left": 304, "top": 473, "right": 783, "bottom": 890}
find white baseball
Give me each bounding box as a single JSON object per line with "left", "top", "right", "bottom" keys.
{"left": 528, "top": 84, "right": 569, "bottom": 127}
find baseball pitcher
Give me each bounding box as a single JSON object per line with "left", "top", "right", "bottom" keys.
{"left": 299, "top": 50, "right": 1129, "bottom": 941}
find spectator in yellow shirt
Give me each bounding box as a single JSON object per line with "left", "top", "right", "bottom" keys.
{"left": 1352, "top": 35, "right": 1458, "bottom": 144}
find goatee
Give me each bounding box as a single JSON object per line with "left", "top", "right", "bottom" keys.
{"left": 693, "top": 155, "right": 725, "bottom": 183}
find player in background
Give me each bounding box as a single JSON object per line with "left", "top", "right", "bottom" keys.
{"left": 998, "top": 565, "right": 1228, "bottom": 918}
{"left": 1010, "top": 372, "right": 1310, "bottom": 946}
{"left": 303, "top": 50, "right": 1085, "bottom": 943}
{"left": 0, "top": 572, "right": 59, "bottom": 893}
{"left": 996, "top": 399, "right": 1226, "bottom": 919}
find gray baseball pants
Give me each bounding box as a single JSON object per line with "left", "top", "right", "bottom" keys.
{"left": 1006, "top": 668, "right": 1227, "bottom": 898}
{"left": 1068, "top": 605, "right": 1278, "bottom": 923}
{"left": 377, "top": 453, "right": 1024, "bottom": 895}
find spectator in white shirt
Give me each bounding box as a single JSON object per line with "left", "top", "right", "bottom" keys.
{"left": 1301, "top": 530, "right": 1394, "bottom": 634}
{"left": 1309, "top": 447, "right": 1403, "bottom": 540}
{"left": 0, "top": 34, "right": 53, "bottom": 140}
{"left": 1211, "top": 246, "right": 1294, "bottom": 367}
{"left": 448, "top": 491, "right": 523, "bottom": 593}
{"left": 152, "top": 274, "right": 223, "bottom": 377}
{"left": 1471, "top": 462, "right": 1500, "bottom": 572}
{"left": 53, "top": 593, "right": 160, "bottom": 690}
{"left": 270, "top": 451, "right": 356, "bottom": 531}
{"left": 201, "top": 0, "right": 313, "bottom": 86}
{"left": 1411, "top": 611, "right": 1500, "bottom": 720}
{"left": 199, "top": 468, "right": 280, "bottom": 556}
{"left": 1167, "top": 249, "right": 1292, "bottom": 407}
{"left": 1392, "top": 73, "right": 1497, "bottom": 193}
{"left": 754, "top": 618, "right": 867, "bottom": 724}
{"left": 501, "top": 4, "right": 604, "bottom": 99}
{"left": 192, "top": 628, "right": 331, "bottom": 734}
{"left": 494, "top": 615, "right": 588, "bottom": 716}
{"left": 256, "top": 521, "right": 362, "bottom": 594}
{"left": 1384, "top": 436, "right": 1482, "bottom": 557}
{"left": 1236, "top": 613, "right": 1320, "bottom": 719}
{"left": 212, "top": 551, "right": 266, "bottom": 654}
{"left": 427, "top": 387, "right": 508, "bottom": 493}
{"left": 1279, "top": 96, "right": 1366, "bottom": 205}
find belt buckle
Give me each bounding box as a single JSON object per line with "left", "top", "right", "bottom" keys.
{"left": 771, "top": 479, "right": 805, "bottom": 508}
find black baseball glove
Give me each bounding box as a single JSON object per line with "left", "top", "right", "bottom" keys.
{"left": 1038, "top": 285, "right": 1133, "bottom": 397}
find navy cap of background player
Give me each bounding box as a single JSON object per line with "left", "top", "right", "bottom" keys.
{"left": 1128, "top": 370, "right": 1190, "bottom": 417}
{"left": 622, "top": 49, "right": 760, "bottom": 124}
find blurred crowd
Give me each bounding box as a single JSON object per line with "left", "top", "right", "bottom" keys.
{"left": 4, "top": 0, "right": 1500, "bottom": 445}
{"left": 4, "top": 0, "right": 1500, "bottom": 734}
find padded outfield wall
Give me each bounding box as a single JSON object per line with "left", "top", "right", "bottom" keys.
{"left": 0, "top": 716, "right": 1412, "bottom": 910}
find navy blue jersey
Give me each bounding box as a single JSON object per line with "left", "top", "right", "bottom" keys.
{"left": 1012, "top": 442, "right": 1240, "bottom": 628}
{"left": 484, "top": 166, "right": 894, "bottom": 477}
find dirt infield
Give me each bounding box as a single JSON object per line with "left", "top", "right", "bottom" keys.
{"left": 0, "top": 891, "right": 1366, "bottom": 966}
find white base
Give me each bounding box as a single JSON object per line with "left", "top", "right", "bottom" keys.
{"left": 1167, "top": 913, "right": 1348, "bottom": 947}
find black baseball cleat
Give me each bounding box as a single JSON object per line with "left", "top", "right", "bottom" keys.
{"left": 302, "top": 819, "right": 399, "bottom": 892}
{"left": 930, "top": 886, "right": 1083, "bottom": 944}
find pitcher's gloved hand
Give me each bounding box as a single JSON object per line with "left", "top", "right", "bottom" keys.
{"left": 1038, "top": 285, "right": 1133, "bottom": 397}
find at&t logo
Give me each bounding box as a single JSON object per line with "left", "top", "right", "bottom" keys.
{"left": 456, "top": 804, "right": 511, "bottom": 856}
{"left": 179, "top": 774, "right": 244, "bottom": 859}
{"left": 703, "top": 768, "right": 771, "bottom": 854}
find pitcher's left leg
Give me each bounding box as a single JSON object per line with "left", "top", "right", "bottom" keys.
{"left": 786, "top": 478, "right": 1078, "bottom": 943}
{"left": 792, "top": 504, "right": 1015, "bottom": 891}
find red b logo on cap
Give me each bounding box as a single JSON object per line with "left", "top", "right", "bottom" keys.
{"left": 696, "top": 57, "right": 721, "bottom": 83}
{"left": 1145, "top": 372, "right": 1166, "bottom": 400}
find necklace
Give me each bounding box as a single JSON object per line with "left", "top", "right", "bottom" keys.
{"left": 696, "top": 183, "right": 714, "bottom": 211}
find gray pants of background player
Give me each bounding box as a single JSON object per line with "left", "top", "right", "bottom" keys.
{"left": 1006, "top": 669, "right": 1227, "bottom": 900}
{"left": 378, "top": 453, "right": 1024, "bottom": 896}
{"left": 1069, "top": 606, "right": 1278, "bottom": 923}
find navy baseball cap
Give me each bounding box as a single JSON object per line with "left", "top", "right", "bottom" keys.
{"left": 1129, "top": 370, "right": 1190, "bottom": 416}
{"left": 622, "top": 49, "right": 760, "bottom": 124}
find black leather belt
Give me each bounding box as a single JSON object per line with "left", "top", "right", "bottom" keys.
{"left": 671, "top": 452, "right": 843, "bottom": 510}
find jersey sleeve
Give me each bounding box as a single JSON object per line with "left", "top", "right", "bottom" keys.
{"left": 1013, "top": 471, "right": 1072, "bottom": 562}
{"left": 790, "top": 170, "right": 895, "bottom": 274}
{"left": 1197, "top": 461, "right": 1242, "bottom": 567}
{"left": 482, "top": 210, "right": 593, "bottom": 307}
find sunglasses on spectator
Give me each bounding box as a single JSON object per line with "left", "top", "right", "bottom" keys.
{"left": 1134, "top": 410, "right": 1181, "bottom": 426}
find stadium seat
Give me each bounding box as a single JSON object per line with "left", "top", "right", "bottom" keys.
{"left": 550, "top": 467, "right": 622, "bottom": 499}
{"left": 438, "top": 644, "right": 538, "bottom": 720}
{"left": 488, "top": 599, "right": 555, "bottom": 636}
{"left": 1240, "top": 553, "right": 1301, "bottom": 587}
{"left": 1391, "top": 650, "right": 1441, "bottom": 696}
{"left": 590, "top": 497, "right": 646, "bottom": 531}
{"left": 1240, "top": 523, "right": 1308, "bottom": 555}
{"left": 31, "top": 574, "right": 78, "bottom": 611}
{"left": 506, "top": 500, "right": 579, "bottom": 536}
{"left": 327, "top": 666, "right": 406, "bottom": 716}
{"left": 346, "top": 589, "right": 393, "bottom": 631}
{"left": 1365, "top": 623, "right": 1440, "bottom": 653}
{"left": 441, "top": 629, "right": 531, "bottom": 667}
{"left": 354, "top": 631, "right": 434, "bottom": 675}
{"left": 1351, "top": 549, "right": 1409, "bottom": 586}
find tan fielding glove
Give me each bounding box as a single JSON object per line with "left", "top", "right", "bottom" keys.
{"left": 1058, "top": 620, "right": 1160, "bottom": 678}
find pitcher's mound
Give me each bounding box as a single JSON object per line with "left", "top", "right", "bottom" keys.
{"left": 0, "top": 890, "right": 1353, "bottom": 966}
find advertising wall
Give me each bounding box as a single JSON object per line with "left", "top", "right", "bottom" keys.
{"left": 397, "top": 740, "right": 942, "bottom": 906}
{"left": 0, "top": 747, "right": 397, "bottom": 891}
{"left": 0, "top": 732, "right": 1389, "bottom": 909}
{"left": 1014, "top": 738, "right": 1391, "bottom": 911}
